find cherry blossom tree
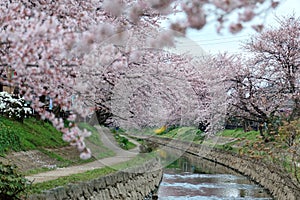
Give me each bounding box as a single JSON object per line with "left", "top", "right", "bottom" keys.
{"left": 221, "top": 54, "right": 285, "bottom": 137}
{"left": 195, "top": 54, "right": 233, "bottom": 133}
{"left": 243, "top": 16, "right": 300, "bottom": 120}
{"left": 110, "top": 50, "right": 202, "bottom": 129}
{"left": 0, "top": 0, "right": 284, "bottom": 158}
{"left": 218, "top": 16, "right": 300, "bottom": 138}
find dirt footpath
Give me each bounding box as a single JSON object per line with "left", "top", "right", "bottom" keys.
{"left": 23, "top": 126, "right": 140, "bottom": 183}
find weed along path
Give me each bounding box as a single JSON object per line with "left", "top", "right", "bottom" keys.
{"left": 26, "top": 126, "right": 140, "bottom": 183}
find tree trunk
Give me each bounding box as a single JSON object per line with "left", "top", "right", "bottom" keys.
{"left": 258, "top": 123, "right": 265, "bottom": 138}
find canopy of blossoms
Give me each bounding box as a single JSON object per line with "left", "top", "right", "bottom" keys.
{"left": 0, "top": 0, "right": 282, "bottom": 158}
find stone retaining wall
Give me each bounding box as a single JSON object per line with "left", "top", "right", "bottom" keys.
{"left": 29, "top": 159, "right": 162, "bottom": 200}
{"left": 145, "top": 137, "right": 300, "bottom": 200}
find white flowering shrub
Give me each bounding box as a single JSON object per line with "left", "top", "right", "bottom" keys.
{"left": 0, "top": 91, "right": 32, "bottom": 122}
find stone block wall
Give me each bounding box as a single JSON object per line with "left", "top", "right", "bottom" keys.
{"left": 29, "top": 159, "right": 162, "bottom": 200}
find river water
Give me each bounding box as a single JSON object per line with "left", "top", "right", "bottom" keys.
{"left": 157, "top": 155, "right": 273, "bottom": 200}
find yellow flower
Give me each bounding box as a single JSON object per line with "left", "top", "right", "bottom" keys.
{"left": 154, "top": 125, "right": 167, "bottom": 134}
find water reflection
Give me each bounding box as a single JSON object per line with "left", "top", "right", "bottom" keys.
{"left": 158, "top": 155, "right": 272, "bottom": 200}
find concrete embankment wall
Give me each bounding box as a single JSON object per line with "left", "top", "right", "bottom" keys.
{"left": 145, "top": 137, "right": 300, "bottom": 200}
{"left": 29, "top": 159, "right": 162, "bottom": 200}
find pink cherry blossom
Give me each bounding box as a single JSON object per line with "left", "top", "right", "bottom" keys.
{"left": 0, "top": 0, "right": 285, "bottom": 158}
{"left": 80, "top": 148, "right": 92, "bottom": 160}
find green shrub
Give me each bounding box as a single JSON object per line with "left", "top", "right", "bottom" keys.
{"left": 113, "top": 133, "right": 136, "bottom": 150}
{"left": 120, "top": 136, "right": 129, "bottom": 145}
{"left": 0, "top": 162, "right": 30, "bottom": 200}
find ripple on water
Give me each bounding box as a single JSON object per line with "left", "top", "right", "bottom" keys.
{"left": 158, "top": 172, "right": 272, "bottom": 200}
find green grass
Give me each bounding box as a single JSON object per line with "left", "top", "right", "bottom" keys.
{"left": 125, "top": 141, "right": 137, "bottom": 150}
{"left": 109, "top": 126, "right": 138, "bottom": 150}
{"left": 113, "top": 133, "right": 137, "bottom": 150}
{"left": 0, "top": 116, "right": 81, "bottom": 174}
{"left": 130, "top": 126, "right": 204, "bottom": 141}
{"left": 214, "top": 129, "right": 262, "bottom": 152}
{"left": 159, "top": 127, "right": 203, "bottom": 142}
{"left": 24, "top": 167, "right": 58, "bottom": 176}
{"left": 217, "top": 128, "right": 260, "bottom": 140}
{"left": 0, "top": 118, "right": 116, "bottom": 175}
{"left": 27, "top": 166, "right": 116, "bottom": 195}
{"left": 27, "top": 153, "right": 155, "bottom": 195}
{"left": 0, "top": 116, "right": 67, "bottom": 155}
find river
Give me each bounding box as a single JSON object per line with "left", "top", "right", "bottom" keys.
{"left": 157, "top": 154, "right": 273, "bottom": 200}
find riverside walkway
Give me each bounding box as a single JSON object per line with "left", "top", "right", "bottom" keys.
{"left": 26, "top": 126, "right": 141, "bottom": 183}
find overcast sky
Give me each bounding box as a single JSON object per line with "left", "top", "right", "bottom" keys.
{"left": 181, "top": 0, "right": 300, "bottom": 55}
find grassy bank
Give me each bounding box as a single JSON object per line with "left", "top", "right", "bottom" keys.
{"left": 0, "top": 117, "right": 115, "bottom": 173}
{"left": 0, "top": 116, "right": 67, "bottom": 156}
{"left": 129, "top": 126, "right": 204, "bottom": 143}
{"left": 149, "top": 126, "right": 300, "bottom": 184}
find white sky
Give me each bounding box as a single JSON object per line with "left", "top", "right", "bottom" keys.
{"left": 179, "top": 0, "right": 300, "bottom": 55}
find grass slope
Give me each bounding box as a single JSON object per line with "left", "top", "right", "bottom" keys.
{"left": 217, "top": 128, "right": 259, "bottom": 140}
{"left": 0, "top": 117, "right": 116, "bottom": 174}
{"left": 0, "top": 116, "right": 67, "bottom": 155}
{"left": 160, "top": 127, "right": 203, "bottom": 142}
